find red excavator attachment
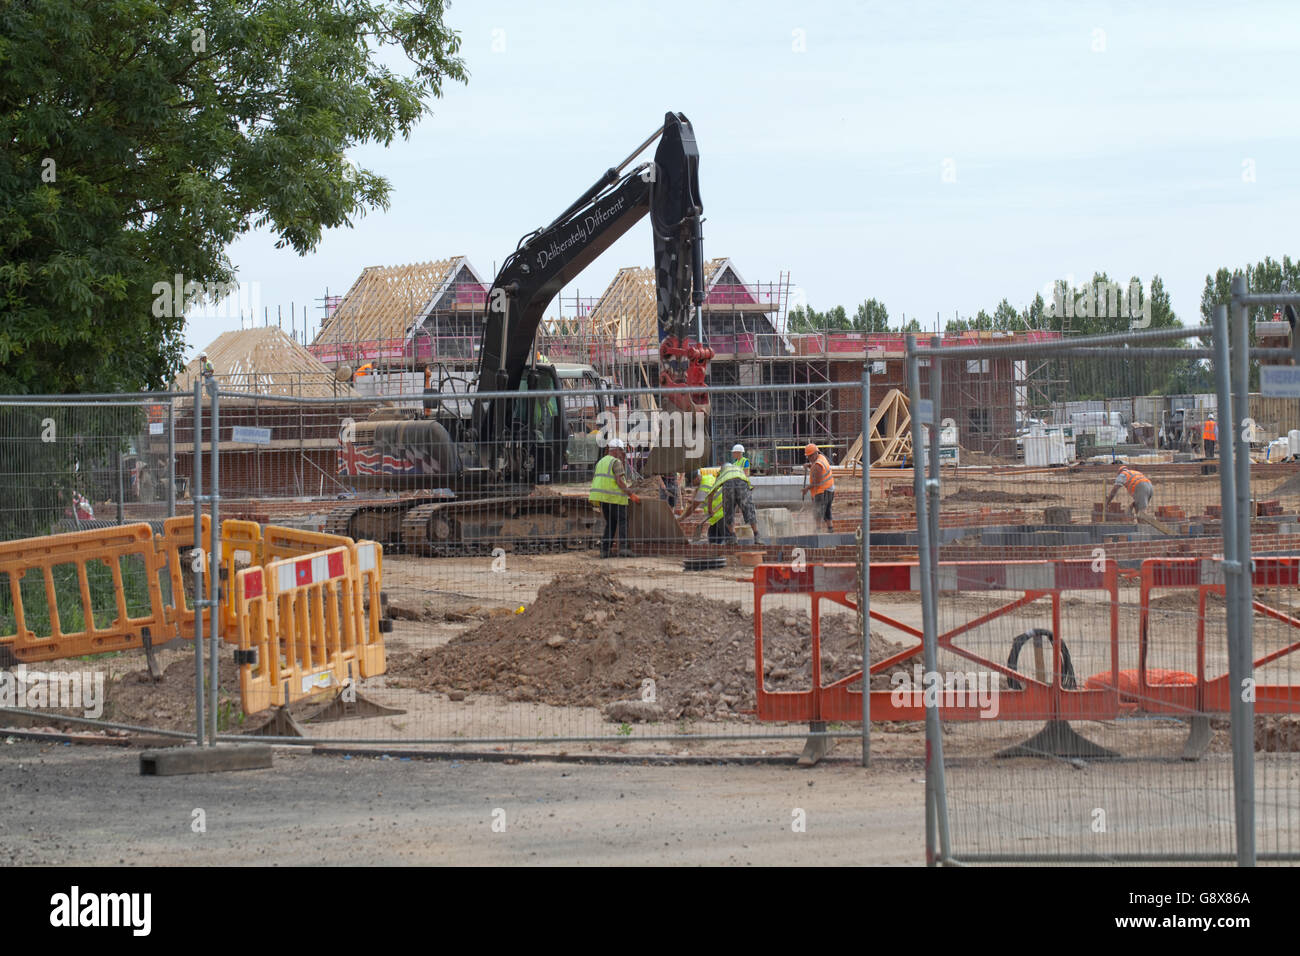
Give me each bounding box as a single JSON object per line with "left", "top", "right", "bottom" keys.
{"left": 659, "top": 336, "right": 714, "bottom": 413}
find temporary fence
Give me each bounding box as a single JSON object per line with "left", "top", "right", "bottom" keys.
{"left": 0, "top": 516, "right": 207, "bottom": 670}
{"left": 0, "top": 397, "right": 180, "bottom": 539}
{"left": 906, "top": 307, "right": 1300, "bottom": 865}
{"left": 1, "top": 377, "right": 880, "bottom": 752}
{"left": 0, "top": 505, "right": 390, "bottom": 730}
{"left": 5, "top": 302, "right": 1300, "bottom": 868}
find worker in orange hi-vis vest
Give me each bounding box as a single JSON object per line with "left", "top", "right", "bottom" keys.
{"left": 1106, "top": 465, "right": 1154, "bottom": 516}
{"left": 802, "top": 442, "right": 836, "bottom": 533}
{"left": 1202, "top": 414, "right": 1217, "bottom": 459}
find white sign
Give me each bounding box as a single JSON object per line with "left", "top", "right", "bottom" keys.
{"left": 915, "top": 398, "right": 934, "bottom": 425}
{"left": 148, "top": 422, "right": 164, "bottom": 436}
{"left": 231, "top": 426, "right": 272, "bottom": 445}
{"left": 1261, "top": 365, "right": 1300, "bottom": 398}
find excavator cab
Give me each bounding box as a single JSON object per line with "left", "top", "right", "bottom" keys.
{"left": 511, "top": 365, "right": 564, "bottom": 483}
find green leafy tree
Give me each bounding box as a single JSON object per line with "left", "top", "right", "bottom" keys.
{"left": 0, "top": 0, "right": 467, "bottom": 396}
{"left": 787, "top": 304, "right": 852, "bottom": 332}
{"left": 1038, "top": 273, "right": 1188, "bottom": 400}
{"left": 992, "top": 298, "right": 1020, "bottom": 330}
{"left": 1199, "top": 256, "right": 1300, "bottom": 389}
{"left": 899, "top": 316, "right": 922, "bottom": 333}
{"left": 1019, "top": 293, "right": 1046, "bottom": 329}
{"left": 852, "top": 298, "right": 889, "bottom": 332}
{"left": 0, "top": 0, "right": 465, "bottom": 539}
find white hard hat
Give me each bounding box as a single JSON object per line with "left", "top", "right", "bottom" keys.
{"left": 607, "top": 438, "right": 624, "bottom": 450}
{"left": 199, "top": 351, "right": 207, "bottom": 359}
{"left": 732, "top": 444, "right": 745, "bottom": 454}
{"left": 1207, "top": 413, "right": 1214, "bottom": 419}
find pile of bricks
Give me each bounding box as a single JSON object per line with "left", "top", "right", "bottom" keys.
{"left": 1155, "top": 505, "right": 1187, "bottom": 520}
{"left": 1091, "top": 501, "right": 1127, "bottom": 522}
{"left": 886, "top": 484, "right": 915, "bottom": 498}
{"left": 1256, "top": 500, "right": 1284, "bottom": 517}
{"left": 868, "top": 508, "right": 1028, "bottom": 532}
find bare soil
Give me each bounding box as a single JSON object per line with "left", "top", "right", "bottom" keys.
{"left": 943, "top": 486, "right": 1063, "bottom": 505}
{"left": 102, "top": 656, "right": 241, "bottom": 734}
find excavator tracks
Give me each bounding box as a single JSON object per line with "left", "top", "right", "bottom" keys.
{"left": 398, "top": 495, "right": 601, "bottom": 557}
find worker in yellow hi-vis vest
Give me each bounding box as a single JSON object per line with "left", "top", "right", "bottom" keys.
{"left": 679, "top": 470, "right": 731, "bottom": 544}
{"left": 589, "top": 438, "right": 640, "bottom": 559}
{"left": 708, "top": 458, "right": 763, "bottom": 545}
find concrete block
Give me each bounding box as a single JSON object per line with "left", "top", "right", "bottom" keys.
{"left": 140, "top": 744, "right": 273, "bottom": 776}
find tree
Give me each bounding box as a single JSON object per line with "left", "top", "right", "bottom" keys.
{"left": 787, "top": 304, "right": 851, "bottom": 333}
{"left": 1199, "top": 256, "right": 1300, "bottom": 390}
{"left": 853, "top": 298, "right": 889, "bottom": 332}
{"left": 1019, "top": 293, "right": 1046, "bottom": 330}
{"left": 0, "top": 0, "right": 468, "bottom": 396}
{"left": 899, "top": 317, "right": 922, "bottom": 333}
{"left": 992, "top": 298, "right": 1020, "bottom": 331}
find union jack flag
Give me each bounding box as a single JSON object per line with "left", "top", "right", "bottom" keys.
{"left": 338, "top": 441, "right": 416, "bottom": 477}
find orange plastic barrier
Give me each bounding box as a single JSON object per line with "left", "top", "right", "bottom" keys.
{"left": 0, "top": 523, "right": 180, "bottom": 662}
{"left": 214, "top": 519, "right": 264, "bottom": 634}
{"left": 234, "top": 545, "right": 377, "bottom": 713}
{"left": 261, "top": 524, "right": 386, "bottom": 676}
{"left": 0, "top": 516, "right": 390, "bottom": 712}
{"left": 752, "top": 560, "right": 1122, "bottom": 723}
{"left": 261, "top": 525, "right": 352, "bottom": 563}
{"left": 1139, "top": 556, "right": 1300, "bottom": 715}
{"left": 162, "top": 514, "right": 212, "bottom": 638}
{"left": 1084, "top": 668, "right": 1197, "bottom": 711}
{"left": 352, "top": 540, "right": 387, "bottom": 677}
{"left": 752, "top": 557, "right": 1300, "bottom": 726}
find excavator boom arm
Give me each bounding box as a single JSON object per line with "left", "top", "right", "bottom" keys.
{"left": 474, "top": 112, "right": 711, "bottom": 445}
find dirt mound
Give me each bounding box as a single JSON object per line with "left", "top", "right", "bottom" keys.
{"left": 1147, "top": 591, "right": 1226, "bottom": 610}
{"left": 388, "top": 572, "right": 912, "bottom": 720}
{"left": 1257, "top": 716, "right": 1300, "bottom": 752}
{"left": 944, "top": 486, "right": 1062, "bottom": 505}
{"left": 101, "top": 657, "right": 242, "bottom": 733}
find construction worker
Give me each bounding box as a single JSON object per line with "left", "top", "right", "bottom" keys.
{"left": 199, "top": 351, "right": 214, "bottom": 378}
{"left": 707, "top": 457, "right": 763, "bottom": 545}
{"left": 731, "top": 443, "right": 751, "bottom": 477}
{"left": 680, "top": 470, "right": 731, "bottom": 544}
{"left": 589, "top": 438, "right": 640, "bottom": 558}
{"left": 1203, "top": 413, "right": 1217, "bottom": 459}
{"left": 659, "top": 471, "right": 681, "bottom": 509}
{"left": 802, "top": 442, "right": 836, "bottom": 533}
{"left": 1107, "top": 465, "right": 1154, "bottom": 516}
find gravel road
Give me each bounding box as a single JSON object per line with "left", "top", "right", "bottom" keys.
{"left": 0, "top": 741, "right": 924, "bottom": 865}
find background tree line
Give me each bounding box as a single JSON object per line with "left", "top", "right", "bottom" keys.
{"left": 784, "top": 263, "right": 1292, "bottom": 402}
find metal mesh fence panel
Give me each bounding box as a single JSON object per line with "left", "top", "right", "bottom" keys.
{"left": 208, "top": 380, "right": 870, "bottom": 753}
{"left": 908, "top": 324, "right": 1300, "bottom": 864}
{"left": 1, "top": 379, "right": 881, "bottom": 757}
{"left": 0, "top": 396, "right": 203, "bottom": 741}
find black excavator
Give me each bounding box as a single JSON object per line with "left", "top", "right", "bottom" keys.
{"left": 326, "top": 112, "right": 713, "bottom": 554}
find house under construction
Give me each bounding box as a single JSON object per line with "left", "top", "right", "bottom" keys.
{"left": 297, "top": 256, "right": 1061, "bottom": 468}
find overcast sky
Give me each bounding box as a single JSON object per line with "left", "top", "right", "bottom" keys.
{"left": 187, "top": 0, "right": 1300, "bottom": 354}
